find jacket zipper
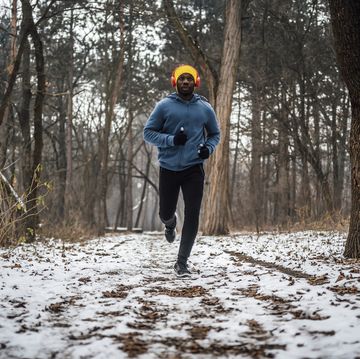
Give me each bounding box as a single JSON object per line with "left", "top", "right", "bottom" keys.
{"left": 179, "top": 102, "right": 189, "bottom": 168}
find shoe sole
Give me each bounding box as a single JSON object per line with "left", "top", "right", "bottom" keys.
{"left": 174, "top": 270, "right": 192, "bottom": 278}
{"left": 175, "top": 274, "right": 192, "bottom": 279}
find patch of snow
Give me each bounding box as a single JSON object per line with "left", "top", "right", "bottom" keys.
{"left": 0, "top": 231, "right": 359, "bottom": 358}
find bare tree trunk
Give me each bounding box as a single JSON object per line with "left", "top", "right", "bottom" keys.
{"left": 151, "top": 194, "right": 159, "bottom": 230}
{"left": 98, "top": 0, "right": 125, "bottom": 234}
{"left": 276, "top": 90, "right": 290, "bottom": 227}
{"left": 114, "top": 153, "right": 126, "bottom": 229}
{"left": 82, "top": 152, "right": 99, "bottom": 226}
{"left": 331, "top": 101, "right": 341, "bottom": 212}
{"left": 135, "top": 146, "right": 152, "bottom": 228}
{"left": 329, "top": 0, "right": 360, "bottom": 258}
{"left": 290, "top": 150, "right": 297, "bottom": 221}
{"left": 125, "top": 115, "right": 134, "bottom": 230}
{"left": 57, "top": 89, "right": 67, "bottom": 220}
{"left": 314, "top": 93, "right": 321, "bottom": 218}
{"left": 203, "top": 0, "right": 247, "bottom": 235}
{"left": 0, "top": 0, "right": 18, "bottom": 168}
{"left": 298, "top": 77, "right": 311, "bottom": 219}
{"left": 249, "top": 87, "right": 262, "bottom": 232}
{"left": 22, "top": 0, "right": 45, "bottom": 241}
{"left": 125, "top": 3, "right": 135, "bottom": 231}
{"left": 65, "top": 8, "right": 74, "bottom": 220}
{"left": 18, "top": 38, "right": 32, "bottom": 194}
{"left": 262, "top": 152, "right": 271, "bottom": 225}
{"left": 0, "top": 2, "right": 29, "bottom": 128}
{"left": 337, "top": 92, "right": 350, "bottom": 213}
{"left": 9, "top": 0, "right": 18, "bottom": 73}
{"left": 230, "top": 90, "right": 242, "bottom": 214}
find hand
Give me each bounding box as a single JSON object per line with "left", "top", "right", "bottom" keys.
{"left": 173, "top": 127, "right": 187, "bottom": 146}
{"left": 198, "top": 144, "right": 210, "bottom": 159}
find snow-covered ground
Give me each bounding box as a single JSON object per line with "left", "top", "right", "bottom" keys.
{"left": 0, "top": 231, "right": 359, "bottom": 359}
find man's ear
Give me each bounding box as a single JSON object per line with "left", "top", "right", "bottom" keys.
{"left": 171, "top": 73, "right": 177, "bottom": 87}
{"left": 195, "top": 74, "right": 200, "bottom": 87}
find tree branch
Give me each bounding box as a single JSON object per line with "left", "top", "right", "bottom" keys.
{"left": 0, "top": 22, "right": 30, "bottom": 127}
{"left": 163, "top": 0, "right": 218, "bottom": 104}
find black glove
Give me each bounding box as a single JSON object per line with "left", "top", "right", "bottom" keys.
{"left": 173, "top": 127, "right": 187, "bottom": 146}
{"left": 198, "top": 144, "right": 210, "bottom": 159}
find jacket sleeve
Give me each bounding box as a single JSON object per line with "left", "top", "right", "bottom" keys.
{"left": 143, "top": 102, "right": 174, "bottom": 148}
{"left": 204, "top": 107, "right": 220, "bottom": 154}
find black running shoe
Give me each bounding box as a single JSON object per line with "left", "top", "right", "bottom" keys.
{"left": 165, "top": 226, "right": 176, "bottom": 243}
{"left": 174, "top": 261, "right": 191, "bottom": 277}
{"left": 164, "top": 214, "right": 177, "bottom": 243}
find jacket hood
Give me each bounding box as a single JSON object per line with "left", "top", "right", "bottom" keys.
{"left": 166, "top": 92, "right": 202, "bottom": 103}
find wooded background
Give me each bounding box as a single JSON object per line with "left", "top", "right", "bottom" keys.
{"left": 0, "top": 0, "right": 354, "bottom": 245}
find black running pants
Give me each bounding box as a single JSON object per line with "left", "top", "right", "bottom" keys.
{"left": 159, "top": 164, "right": 205, "bottom": 264}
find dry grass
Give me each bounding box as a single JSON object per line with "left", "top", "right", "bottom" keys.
{"left": 231, "top": 213, "right": 349, "bottom": 235}
{"left": 38, "top": 224, "right": 98, "bottom": 242}
{"left": 0, "top": 175, "right": 51, "bottom": 247}
{"left": 39, "top": 219, "right": 98, "bottom": 243}
{"left": 43, "top": 212, "right": 349, "bottom": 244}
{"left": 289, "top": 215, "right": 349, "bottom": 233}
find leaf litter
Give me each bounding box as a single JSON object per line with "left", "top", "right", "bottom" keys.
{"left": 0, "top": 231, "right": 359, "bottom": 358}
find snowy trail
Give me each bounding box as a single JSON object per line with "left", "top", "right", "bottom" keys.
{"left": 0, "top": 231, "right": 360, "bottom": 359}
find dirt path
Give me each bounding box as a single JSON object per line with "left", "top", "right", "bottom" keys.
{"left": 0, "top": 232, "right": 359, "bottom": 358}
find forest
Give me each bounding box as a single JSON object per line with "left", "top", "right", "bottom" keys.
{"left": 1, "top": 0, "right": 360, "bottom": 257}
{"left": 1, "top": 1, "right": 360, "bottom": 358}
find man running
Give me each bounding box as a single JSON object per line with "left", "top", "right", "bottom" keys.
{"left": 143, "top": 64, "right": 220, "bottom": 277}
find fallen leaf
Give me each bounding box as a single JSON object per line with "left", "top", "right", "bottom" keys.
{"left": 328, "top": 286, "right": 359, "bottom": 295}
{"left": 308, "top": 274, "right": 329, "bottom": 285}
{"left": 335, "top": 272, "right": 345, "bottom": 283}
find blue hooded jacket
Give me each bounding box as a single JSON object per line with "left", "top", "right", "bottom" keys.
{"left": 143, "top": 93, "right": 220, "bottom": 171}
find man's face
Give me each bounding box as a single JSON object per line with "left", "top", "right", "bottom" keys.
{"left": 176, "top": 73, "right": 195, "bottom": 95}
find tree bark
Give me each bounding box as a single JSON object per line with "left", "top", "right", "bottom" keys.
{"left": 298, "top": 76, "right": 312, "bottom": 219}
{"left": 249, "top": 87, "right": 262, "bottom": 231}
{"left": 329, "top": 0, "right": 360, "bottom": 258}
{"left": 135, "top": 146, "right": 152, "bottom": 228}
{"left": 230, "top": 90, "right": 242, "bottom": 212}
{"left": 114, "top": 151, "right": 126, "bottom": 229}
{"left": 262, "top": 150, "right": 271, "bottom": 224}
{"left": 331, "top": 101, "right": 341, "bottom": 212}
{"left": 18, "top": 38, "right": 32, "bottom": 195}
{"left": 0, "top": 5, "right": 28, "bottom": 128}
{"left": 23, "top": 0, "right": 45, "bottom": 241}
{"left": 65, "top": 8, "right": 74, "bottom": 220}
{"left": 0, "top": 0, "right": 18, "bottom": 168}
{"left": 57, "top": 84, "right": 67, "bottom": 220}
{"left": 290, "top": 147, "right": 297, "bottom": 221}
{"left": 337, "top": 92, "right": 350, "bottom": 212}
{"left": 203, "top": 0, "right": 246, "bottom": 235}
{"left": 276, "top": 90, "right": 290, "bottom": 227}
{"left": 125, "top": 112, "right": 134, "bottom": 230}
